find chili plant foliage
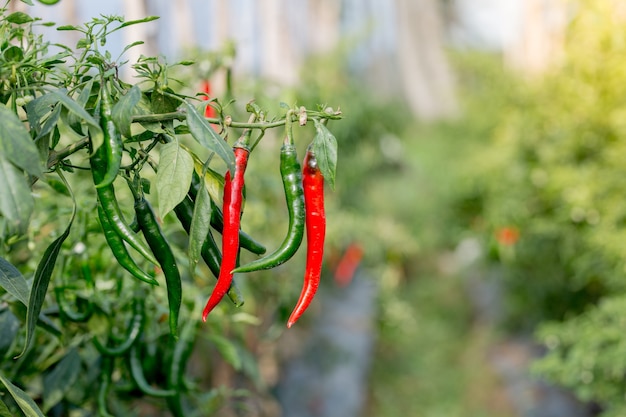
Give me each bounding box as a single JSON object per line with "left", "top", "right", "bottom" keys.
{"left": 0, "top": 6, "right": 341, "bottom": 416}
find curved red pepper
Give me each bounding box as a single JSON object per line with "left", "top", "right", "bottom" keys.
{"left": 202, "top": 146, "right": 249, "bottom": 320}
{"left": 287, "top": 148, "right": 326, "bottom": 328}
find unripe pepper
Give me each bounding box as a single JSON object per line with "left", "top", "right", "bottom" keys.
{"left": 232, "top": 136, "right": 305, "bottom": 273}
{"left": 134, "top": 195, "right": 182, "bottom": 338}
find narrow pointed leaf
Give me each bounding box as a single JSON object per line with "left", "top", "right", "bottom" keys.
{"left": 6, "top": 12, "right": 33, "bottom": 24}
{"left": 0, "top": 397, "right": 12, "bottom": 417}
{"left": 311, "top": 119, "right": 338, "bottom": 189}
{"left": 52, "top": 90, "right": 103, "bottom": 152}
{"left": 189, "top": 177, "right": 212, "bottom": 274}
{"left": 112, "top": 85, "right": 141, "bottom": 138}
{"left": 0, "top": 375, "right": 46, "bottom": 417}
{"left": 0, "top": 156, "right": 34, "bottom": 234}
{"left": 156, "top": 142, "right": 194, "bottom": 217}
{"left": 184, "top": 101, "right": 234, "bottom": 174}
{"left": 0, "top": 309, "right": 20, "bottom": 359}
{"left": 192, "top": 156, "right": 224, "bottom": 205}
{"left": 207, "top": 334, "right": 242, "bottom": 371}
{"left": 0, "top": 104, "right": 44, "bottom": 177}
{"left": 18, "top": 173, "right": 76, "bottom": 358}
{"left": 0, "top": 257, "right": 30, "bottom": 306}
{"left": 43, "top": 348, "right": 81, "bottom": 412}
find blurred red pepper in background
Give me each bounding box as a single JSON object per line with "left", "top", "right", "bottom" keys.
{"left": 334, "top": 242, "right": 363, "bottom": 287}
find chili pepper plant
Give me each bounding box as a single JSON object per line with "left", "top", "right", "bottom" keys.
{"left": 0, "top": 5, "right": 341, "bottom": 416}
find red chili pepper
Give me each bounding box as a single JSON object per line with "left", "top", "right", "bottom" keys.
{"left": 334, "top": 242, "right": 363, "bottom": 287}
{"left": 202, "top": 146, "right": 249, "bottom": 320}
{"left": 496, "top": 226, "right": 520, "bottom": 246}
{"left": 201, "top": 80, "right": 217, "bottom": 119}
{"left": 287, "top": 147, "right": 326, "bottom": 328}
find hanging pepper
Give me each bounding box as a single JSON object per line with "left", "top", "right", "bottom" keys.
{"left": 233, "top": 136, "right": 305, "bottom": 273}
{"left": 202, "top": 144, "right": 249, "bottom": 320}
{"left": 90, "top": 124, "right": 158, "bottom": 267}
{"left": 134, "top": 195, "right": 182, "bottom": 338}
{"left": 97, "top": 201, "right": 158, "bottom": 285}
{"left": 287, "top": 147, "right": 326, "bottom": 328}
{"left": 93, "top": 296, "right": 145, "bottom": 357}
{"left": 173, "top": 194, "right": 244, "bottom": 306}
{"left": 94, "top": 81, "right": 122, "bottom": 189}
{"left": 188, "top": 172, "right": 266, "bottom": 255}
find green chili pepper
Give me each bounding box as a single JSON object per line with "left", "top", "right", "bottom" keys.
{"left": 173, "top": 195, "right": 244, "bottom": 306}
{"left": 97, "top": 356, "right": 115, "bottom": 417}
{"left": 233, "top": 137, "right": 305, "bottom": 273}
{"left": 97, "top": 201, "right": 158, "bottom": 286}
{"left": 134, "top": 195, "right": 182, "bottom": 338}
{"left": 55, "top": 257, "right": 95, "bottom": 322}
{"left": 128, "top": 343, "right": 176, "bottom": 398}
{"left": 94, "top": 82, "right": 122, "bottom": 189}
{"left": 165, "top": 320, "right": 198, "bottom": 417}
{"left": 93, "top": 297, "right": 144, "bottom": 356}
{"left": 55, "top": 287, "right": 94, "bottom": 323}
{"left": 90, "top": 144, "right": 159, "bottom": 266}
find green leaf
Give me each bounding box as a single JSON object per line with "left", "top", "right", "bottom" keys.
{"left": 19, "top": 0, "right": 34, "bottom": 6}
{"left": 184, "top": 101, "right": 235, "bottom": 175}
{"left": 0, "top": 375, "right": 46, "bottom": 417}
{"left": 3, "top": 46, "right": 24, "bottom": 62}
{"left": 193, "top": 158, "right": 224, "bottom": 204}
{"left": 56, "top": 25, "right": 79, "bottom": 31}
{"left": 0, "top": 156, "right": 34, "bottom": 235}
{"left": 0, "top": 397, "right": 12, "bottom": 417}
{"left": 6, "top": 12, "right": 33, "bottom": 24}
{"left": 312, "top": 119, "right": 338, "bottom": 189}
{"left": 51, "top": 90, "right": 103, "bottom": 152}
{"left": 112, "top": 85, "right": 141, "bottom": 138}
{"left": 151, "top": 89, "right": 179, "bottom": 114}
{"left": 207, "top": 334, "right": 242, "bottom": 371}
{"left": 116, "top": 16, "right": 160, "bottom": 30}
{"left": 0, "top": 309, "right": 20, "bottom": 359}
{"left": 43, "top": 348, "right": 81, "bottom": 412}
{"left": 0, "top": 104, "right": 44, "bottom": 177}
{"left": 189, "top": 173, "right": 212, "bottom": 275}
{"left": 0, "top": 257, "right": 30, "bottom": 306}
{"left": 120, "top": 41, "right": 144, "bottom": 57}
{"left": 156, "top": 142, "right": 194, "bottom": 218}
{"left": 18, "top": 173, "right": 76, "bottom": 358}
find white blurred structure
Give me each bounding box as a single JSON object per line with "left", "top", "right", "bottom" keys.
{"left": 16, "top": 0, "right": 567, "bottom": 118}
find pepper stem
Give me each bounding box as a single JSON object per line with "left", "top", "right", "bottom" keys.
{"left": 285, "top": 109, "right": 295, "bottom": 146}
